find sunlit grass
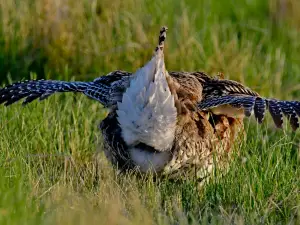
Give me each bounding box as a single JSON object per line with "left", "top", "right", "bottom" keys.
{"left": 0, "top": 96, "right": 299, "bottom": 224}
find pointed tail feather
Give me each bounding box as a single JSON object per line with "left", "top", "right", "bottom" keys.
{"left": 266, "top": 100, "right": 283, "bottom": 128}
{"left": 278, "top": 101, "right": 299, "bottom": 130}
{"left": 198, "top": 95, "right": 300, "bottom": 130}
{"left": 155, "top": 26, "right": 168, "bottom": 52}
{"left": 254, "top": 97, "right": 266, "bottom": 124}
{"left": 291, "top": 101, "right": 300, "bottom": 116}
{"left": 266, "top": 100, "right": 298, "bottom": 130}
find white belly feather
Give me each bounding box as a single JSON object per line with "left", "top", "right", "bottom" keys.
{"left": 116, "top": 51, "right": 177, "bottom": 152}
{"left": 129, "top": 147, "right": 171, "bottom": 172}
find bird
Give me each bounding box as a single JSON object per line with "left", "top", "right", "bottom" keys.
{"left": 1, "top": 26, "right": 300, "bottom": 182}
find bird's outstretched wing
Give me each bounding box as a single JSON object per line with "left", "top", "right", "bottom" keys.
{"left": 0, "top": 73, "right": 130, "bottom": 107}
{"left": 198, "top": 95, "right": 300, "bottom": 130}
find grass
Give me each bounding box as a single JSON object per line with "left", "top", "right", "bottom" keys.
{"left": 0, "top": 0, "right": 300, "bottom": 224}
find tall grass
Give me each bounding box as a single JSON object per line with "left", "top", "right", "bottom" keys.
{"left": 0, "top": 0, "right": 300, "bottom": 224}
{"left": 1, "top": 0, "right": 300, "bottom": 99}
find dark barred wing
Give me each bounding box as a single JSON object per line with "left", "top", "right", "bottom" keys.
{"left": 93, "top": 70, "right": 131, "bottom": 104}
{"left": 0, "top": 79, "right": 112, "bottom": 107}
{"left": 198, "top": 95, "right": 300, "bottom": 131}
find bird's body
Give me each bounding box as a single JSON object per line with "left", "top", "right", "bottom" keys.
{"left": 99, "top": 69, "right": 247, "bottom": 179}
{"left": 1, "top": 26, "right": 299, "bottom": 181}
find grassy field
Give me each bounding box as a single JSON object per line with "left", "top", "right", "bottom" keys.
{"left": 0, "top": 0, "right": 300, "bottom": 224}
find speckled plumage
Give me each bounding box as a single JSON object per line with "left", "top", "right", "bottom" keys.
{"left": 1, "top": 26, "right": 300, "bottom": 182}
